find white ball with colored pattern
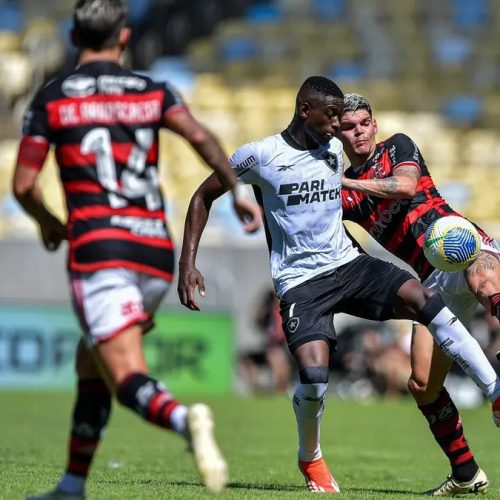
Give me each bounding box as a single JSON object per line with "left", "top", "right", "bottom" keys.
{"left": 423, "top": 215, "right": 480, "bottom": 272}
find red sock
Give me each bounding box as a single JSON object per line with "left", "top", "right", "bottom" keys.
{"left": 418, "top": 389, "right": 478, "bottom": 482}
{"left": 117, "top": 373, "right": 183, "bottom": 431}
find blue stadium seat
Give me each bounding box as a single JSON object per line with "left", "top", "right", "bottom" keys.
{"left": 442, "top": 94, "right": 483, "bottom": 126}
{"left": 312, "top": 0, "right": 347, "bottom": 21}
{"left": 450, "top": 0, "right": 488, "bottom": 29}
{"left": 245, "top": 4, "right": 283, "bottom": 24}
{"left": 327, "top": 60, "right": 366, "bottom": 81}
{"left": 0, "top": 1, "right": 23, "bottom": 31}
{"left": 220, "top": 37, "right": 258, "bottom": 61}
{"left": 432, "top": 34, "right": 471, "bottom": 67}
{"left": 125, "top": 0, "right": 152, "bottom": 28}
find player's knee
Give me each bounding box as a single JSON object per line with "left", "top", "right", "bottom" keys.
{"left": 415, "top": 292, "right": 446, "bottom": 326}
{"left": 407, "top": 374, "right": 428, "bottom": 396}
{"left": 298, "top": 366, "right": 329, "bottom": 400}
{"left": 408, "top": 373, "right": 442, "bottom": 403}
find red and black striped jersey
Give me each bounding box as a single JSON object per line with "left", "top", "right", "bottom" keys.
{"left": 342, "top": 133, "right": 464, "bottom": 280}
{"left": 20, "top": 61, "right": 187, "bottom": 281}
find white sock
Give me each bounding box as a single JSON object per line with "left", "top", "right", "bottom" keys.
{"left": 428, "top": 307, "right": 500, "bottom": 401}
{"left": 57, "top": 472, "right": 86, "bottom": 495}
{"left": 169, "top": 404, "right": 188, "bottom": 435}
{"left": 293, "top": 382, "right": 328, "bottom": 462}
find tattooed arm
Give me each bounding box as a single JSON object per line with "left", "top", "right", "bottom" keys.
{"left": 465, "top": 251, "right": 500, "bottom": 320}
{"left": 342, "top": 165, "right": 420, "bottom": 199}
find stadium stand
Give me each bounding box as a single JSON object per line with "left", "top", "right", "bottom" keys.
{"left": 0, "top": 0, "right": 500, "bottom": 242}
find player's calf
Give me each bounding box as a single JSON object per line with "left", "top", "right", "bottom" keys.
{"left": 413, "top": 294, "right": 500, "bottom": 405}
{"left": 116, "top": 372, "right": 188, "bottom": 434}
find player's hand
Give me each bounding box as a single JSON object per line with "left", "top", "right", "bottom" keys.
{"left": 231, "top": 184, "right": 261, "bottom": 233}
{"left": 39, "top": 216, "right": 67, "bottom": 251}
{"left": 178, "top": 262, "right": 206, "bottom": 311}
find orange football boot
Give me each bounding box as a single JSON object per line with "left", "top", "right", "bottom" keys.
{"left": 299, "top": 457, "right": 340, "bottom": 493}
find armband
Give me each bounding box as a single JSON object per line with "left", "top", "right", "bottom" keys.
{"left": 489, "top": 293, "right": 500, "bottom": 320}
{"left": 17, "top": 136, "right": 49, "bottom": 171}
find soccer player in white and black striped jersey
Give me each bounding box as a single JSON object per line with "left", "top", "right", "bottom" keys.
{"left": 178, "top": 76, "right": 500, "bottom": 494}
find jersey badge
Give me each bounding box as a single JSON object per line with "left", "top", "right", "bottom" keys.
{"left": 322, "top": 152, "right": 339, "bottom": 173}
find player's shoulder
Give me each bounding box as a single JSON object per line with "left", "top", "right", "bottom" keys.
{"left": 328, "top": 136, "right": 343, "bottom": 154}
{"left": 383, "top": 132, "right": 416, "bottom": 149}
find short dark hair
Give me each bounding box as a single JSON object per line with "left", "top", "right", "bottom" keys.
{"left": 342, "top": 93, "right": 373, "bottom": 117}
{"left": 73, "top": 0, "right": 127, "bottom": 50}
{"left": 299, "top": 76, "right": 344, "bottom": 101}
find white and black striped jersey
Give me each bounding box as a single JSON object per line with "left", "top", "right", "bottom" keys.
{"left": 230, "top": 130, "right": 359, "bottom": 297}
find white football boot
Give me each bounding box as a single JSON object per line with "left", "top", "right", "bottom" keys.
{"left": 425, "top": 468, "right": 488, "bottom": 496}
{"left": 187, "top": 403, "right": 228, "bottom": 494}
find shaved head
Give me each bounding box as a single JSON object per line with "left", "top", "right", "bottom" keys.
{"left": 296, "top": 76, "right": 344, "bottom": 110}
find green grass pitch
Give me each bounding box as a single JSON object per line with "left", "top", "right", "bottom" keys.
{"left": 1, "top": 392, "right": 497, "bottom": 499}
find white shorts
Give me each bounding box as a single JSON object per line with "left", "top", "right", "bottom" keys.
{"left": 70, "top": 268, "right": 170, "bottom": 346}
{"left": 422, "top": 238, "right": 500, "bottom": 326}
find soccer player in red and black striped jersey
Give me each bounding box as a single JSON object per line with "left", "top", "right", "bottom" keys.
{"left": 339, "top": 93, "right": 500, "bottom": 496}
{"left": 13, "top": 1, "right": 260, "bottom": 499}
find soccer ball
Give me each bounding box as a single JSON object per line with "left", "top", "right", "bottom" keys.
{"left": 423, "top": 216, "right": 480, "bottom": 272}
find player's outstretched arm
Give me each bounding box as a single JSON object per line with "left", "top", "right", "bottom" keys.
{"left": 12, "top": 160, "right": 66, "bottom": 252}
{"left": 164, "top": 110, "right": 260, "bottom": 233}
{"left": 342, "top": 165, "right": 419, "bottom": 199}
{"left": 178, "top": 173, "right": 226, "bottom": 311}
{"left": 465, "top": 251, "right": 500, "bottom": 322}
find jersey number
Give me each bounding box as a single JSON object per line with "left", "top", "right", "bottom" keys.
{"left": 81, "top": 127, "right": 162, "bottom": 210}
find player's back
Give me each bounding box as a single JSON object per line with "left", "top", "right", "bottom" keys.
{"left": 23, "top": 61, "right": 183, "bottom": 281}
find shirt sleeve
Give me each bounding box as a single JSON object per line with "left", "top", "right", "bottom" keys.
{"left": 18, "top": 88, "right": 51, "bottom": 171}
{"left": 21, "top": 88, "right": 51, "bottom": 141}
{"left": 388, "top": 133, "right": 423, "bottom": 175}
{"left": 162, "top": 81, "right": 188, "bottom": 118}
{"left": 229, "top": 142, "right": 261, "bottom": 185}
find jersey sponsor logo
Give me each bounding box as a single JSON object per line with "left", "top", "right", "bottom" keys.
{"left": 279, "top": 179, "right": 341, "bottom": 206}
{"left": 277, "top": 164, "right": 294, "bottom": 171}
{"left": 233, "top": 155, "right": 257, "bottom": 176}
{"left": 110, "top": 215, "right": 167, "bottom": 238}
{"left": 439, "top": 338, "right": 470, "bottom": 371}
{"left": 369, "top": 198, "right": 409, "bottom": 238}
{"left": 62, "top": 75, "right": 97, "bottom": 98}
{"left": 322, "top": 152, "right": 339, "bottom": 173}
{"left": 97, "top": 75, "right": 147, "bottom": 94}
{"left": 51, "top": 95, "right": 163, "bottom": 127}
{"left": 121, "top": 300, "right": 142, "bottom": 317}
{"left": 286, "top": 317, "right": 300, "bottom": 333}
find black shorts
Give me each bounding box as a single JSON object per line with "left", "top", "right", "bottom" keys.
{"left": 279, "top": 254, "right": 414, "bottom": 353}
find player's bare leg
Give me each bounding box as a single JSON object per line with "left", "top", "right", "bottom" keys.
{"left": 93, "top": 325, "right": 228, "bottom": 494}
{"left": 409, "top": 325, "right": 488, "bottom": 496}
{"left": 465, "top": 251, "right": 500, "bottom": 425}
{"left": 394, "top": 282, "right": 500, "bottom": 410}
{"left": 293, "top": 340, "right": 340, "bottom": 493}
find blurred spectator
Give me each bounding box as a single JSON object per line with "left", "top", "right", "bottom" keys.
{"left": 238, "top": 288, "right": 293, "bottom": 394}
{"left": 332, "top": 322, "right": 411, "bottom": 399}
{"left": 469, "top": 307, "right": 500, "bottom": 376}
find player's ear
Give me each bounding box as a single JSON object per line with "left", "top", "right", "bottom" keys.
{"left": 372, "top": 118, "right": 378, "bottom": 135}
{"left": 119, "top": 27, "right": 131, "bottom": 49}
{"left": 298, "top": 101, "right": 311, "bottom": 119}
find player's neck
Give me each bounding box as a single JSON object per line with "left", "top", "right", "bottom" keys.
{"left": 77, "top": 47, "right": 122, "bottom": 66}
{"left": 286, "top": 123, "right": 320, "bottom": 150}
{"left": 346, "top": 147, "right": 376, "bottom": 168}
